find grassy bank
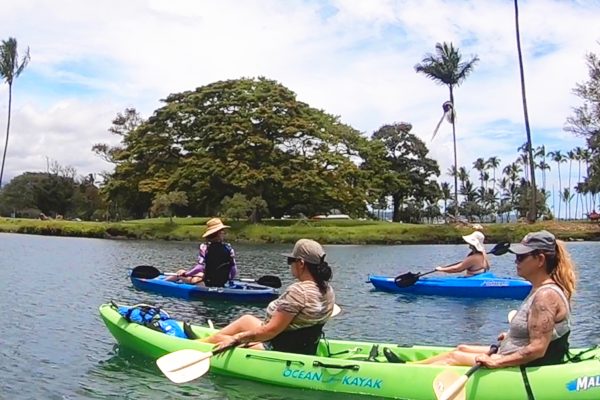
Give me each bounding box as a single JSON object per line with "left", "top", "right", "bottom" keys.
{"left": 1, "top": 217, "right": 599, "bottom": 244}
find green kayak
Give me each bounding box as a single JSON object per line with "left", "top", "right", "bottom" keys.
{"left": 99, "top": 303, "right": 600, "bottom": 399}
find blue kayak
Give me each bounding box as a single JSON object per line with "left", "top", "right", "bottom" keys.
{"left": 368, "top": 272, "right": 532, "bottom": 299}
{"left": 130, "top": 274, "right": 279, "bottom": 303}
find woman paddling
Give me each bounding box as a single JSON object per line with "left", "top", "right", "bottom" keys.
{"left": 436, "top": 230, "right": 490, "bottom": 276}
{"left": 166, "top": 218, "right": 237, "bottom": 286}
{"left": 417, "top": 230, "right": 576, "bottom": 368}
{"left": 201, "top": 239, "right": 335, "bottom": 355}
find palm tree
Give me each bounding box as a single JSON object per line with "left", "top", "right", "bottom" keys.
{"left": 486, "top": 156, "right": 501, "bottom": 189}
{"left": 514, "top": 0, "right": 537, "bottom": 222}
{"left": 0, "top": 37, "right": 30, "bottom": 187}
{"left": 548, "top": 150, "right": 566, "bottom": 219}
{"left": 415, "top": 42, "right": 479, "bottom": 218}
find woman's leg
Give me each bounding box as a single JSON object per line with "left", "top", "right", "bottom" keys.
{"left": 414, "top": 348, "right": 481, "bottom": 366}
{"left": 202, "top": 315, "right": 262, "bottom": 344}
{"left": 456, "top": 344, "right": 492, "bottom": 353}
{"left": 165, "top": 269, "right": 188, "bottom": 282}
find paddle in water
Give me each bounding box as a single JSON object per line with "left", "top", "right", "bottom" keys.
{"left": 394, "top": 242, "right": 512, "bottom": 288}
{"left": 433, "top": 310, "right": 515, "bottom": 400}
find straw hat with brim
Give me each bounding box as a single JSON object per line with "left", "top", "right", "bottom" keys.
{"left": 202, "top": 218, "right": 230, "bottom": 238}
{"left": 462, "top": 231, "right": 485, "bottom": 253}
{"left": 508, "top": 230, "right": 556, "bottom": 255}
{"left": 281, "top": 239, "right": 325, "bottom": 265}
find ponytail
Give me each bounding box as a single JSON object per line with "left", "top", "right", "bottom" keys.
{"left": 305, "top": 255, "right": 332, "bottom": 294}
{"left": 547, "top": 240, "right": 577, "bottom": 301}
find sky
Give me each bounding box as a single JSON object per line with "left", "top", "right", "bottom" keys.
{"left": 0, "top": 0, "right": 599, "bottom": 217}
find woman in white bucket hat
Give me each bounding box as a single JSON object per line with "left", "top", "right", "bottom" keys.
{"left": 436, "top": 230, "right": 490, "bottom": 276}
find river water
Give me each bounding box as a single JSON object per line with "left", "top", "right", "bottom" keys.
{"left": 1, "top": 232, "right": 598, "bottom": 399}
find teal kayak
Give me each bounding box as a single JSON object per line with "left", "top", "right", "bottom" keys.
{"left": 99, "top": 303, "right": 600, "bottom": 399}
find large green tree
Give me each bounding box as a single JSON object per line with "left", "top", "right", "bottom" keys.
{"left": 415, "top": 42, "right": 478, "bottom": 218}
{"left": 99, "top": 78, "right": 373, "bottom": 218}
{"left": 369, "top": 122, "right": 440, "bottom": 222}
{"left": 0, "top": 37, "right": 30, "bottom": 187}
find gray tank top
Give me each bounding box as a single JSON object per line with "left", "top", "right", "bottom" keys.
{"left": 498, "top": 284, "right": 570, "bottom": 355}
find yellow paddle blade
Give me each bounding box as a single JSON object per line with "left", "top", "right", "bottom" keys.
{"left": 156, "top": 349, "right": 212, "bottom": 384}
{"left": 433, "top": 370, "right": 467, "bottom": 400}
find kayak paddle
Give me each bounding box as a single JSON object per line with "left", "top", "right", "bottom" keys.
{"left": 157, "top": 342, "right": 239, "bottom": 383}
{"left": 433, "top": 310, "right": 515, "bottom": 400}
{"left": 130, "top": 265, "right": 282, "bottom": 288}
{"left": 394, "top": 242, "right": 511, "bottom": 288}
{"left": 394, "top": 261, "right": 456, "bottom": 288}
{"left": 238, "top": 275, "right": 282, "bottom": 289}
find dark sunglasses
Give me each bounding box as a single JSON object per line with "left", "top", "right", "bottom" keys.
{"left": 515, "top": 251, "right": 539, "bottom": 263}
{"left": 287, "top": 257, "right": 299, "bottom": 265}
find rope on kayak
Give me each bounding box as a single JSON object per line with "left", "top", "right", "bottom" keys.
{"left": 565, "top": 345, "right": 600, "bottom": 363}
{"left": 519, "top": 366, "right": 536, "bottom": 400}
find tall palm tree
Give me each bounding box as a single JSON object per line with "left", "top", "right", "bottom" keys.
{"left": 514, "top": 0, "right": 537, "bottom": 222}
{"left": 415, "top": 42, "right": 479, "bottom": 218}
{"left": 548, "top": 150, "right": 566, "bottom": 219}
{"left": 567, "top": 149, "right": 576, "bottom": 219}
{"left": 0, "top": 37, "right": 30, "bottom": 187}
{"left": 486, "top": 156, "right": 501, "bottom": 190}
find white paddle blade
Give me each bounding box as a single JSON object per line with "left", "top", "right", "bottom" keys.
{"left": 436, "top": 372, "right": 468, "bottom": 400}
{"left": 508, "top": 309, "right": 517, "bottom": 323}
{"left": 433, "top": 370, "right": 465, "bottom": 400}
{"left": 156, "top": 349, "right": 212, "bottom": 383}
{"left": 332, "top": 304, "right": 342, "bottom": 317}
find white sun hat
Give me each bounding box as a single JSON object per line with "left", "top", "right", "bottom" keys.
{"left": 462, "top": 231, "right": 485, "bottom": 253}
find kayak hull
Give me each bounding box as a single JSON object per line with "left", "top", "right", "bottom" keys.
{"left": 99, "top": 303, "right": 600, "bottom": 400}
{"left": 130, "top": 274, "right": 279, "bottom": 303}
{"left": 368, "top": 272, "right": 532, "bottom": 299}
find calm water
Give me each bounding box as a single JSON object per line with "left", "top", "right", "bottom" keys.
{"left": 1, "top": 232, "right": 599, "bottom": 399}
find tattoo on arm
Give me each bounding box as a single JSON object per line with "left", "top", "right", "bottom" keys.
{"left": 518, "top": 290, "right": 561, "bottom": 361}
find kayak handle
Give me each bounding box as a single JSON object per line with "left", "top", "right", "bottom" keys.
{"left": 312, "top": 361, "right": 360, "bottom": 370}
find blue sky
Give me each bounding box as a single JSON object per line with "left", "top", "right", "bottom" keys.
{"left": 0, "top": 0, "right": 599, "bottom": 217}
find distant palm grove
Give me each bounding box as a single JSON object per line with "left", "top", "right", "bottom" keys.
{"left": 1, "top": 42, "right": 600, "bottom": 224}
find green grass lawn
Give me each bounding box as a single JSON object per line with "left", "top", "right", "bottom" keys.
{"left": 1, "top": 217, "right": 598, "bottom": 244}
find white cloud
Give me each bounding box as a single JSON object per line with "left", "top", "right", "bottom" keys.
{"left": 0, "top": 0, "right": 597, "bottom": 196}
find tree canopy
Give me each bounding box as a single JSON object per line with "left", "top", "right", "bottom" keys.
{"left": 97, "top": 77, "right": 374, "bottom": 218}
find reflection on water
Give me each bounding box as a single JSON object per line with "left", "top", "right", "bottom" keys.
{"left": 1, "top": 233, "right": 599, "bottom": 399}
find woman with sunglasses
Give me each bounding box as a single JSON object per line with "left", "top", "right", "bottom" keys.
{"left": 416, "top": 230, "right": 576, "bottom": 368}
{"left": 200, "top": 239, "right": 335, "bottom": 355}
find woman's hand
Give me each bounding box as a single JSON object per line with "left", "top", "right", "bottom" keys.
{"left": 475, "top": 354, "right": 501, "bottom": 368}
{"left": 435, "top": 266, "right": 444, "bottom": 272}
{"left": 214, "top": 336, "right": 241, "bottom": 351}
{"left": 497, "top": 331, "right": 507, "bottom": 341}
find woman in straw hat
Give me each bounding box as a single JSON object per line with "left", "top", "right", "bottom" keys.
{"left": 200, "top": 239, "right": 335, "bottom": 355}
{"left": 166, "top": 218, "right": 237, "bottom": 286}
{"left": 435, "top": 230, "right": 490, "bottom": 276}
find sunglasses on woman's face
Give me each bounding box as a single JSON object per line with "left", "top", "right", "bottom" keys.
{"left": 287, "top": 257, "right": 298, "bottom": 265}
{"left": 515, "top": 252, "right": 538, "bottom": 263}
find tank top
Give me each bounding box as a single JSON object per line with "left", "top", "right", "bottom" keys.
{"left": 498, "top": 284, "right": 570, "bottom": 364}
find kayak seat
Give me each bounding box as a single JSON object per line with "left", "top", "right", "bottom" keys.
{"left": 269, "top": 324, "right": 325, "bottom": 355}
{"left": 383, "top": 347, "right": 406, "bottom": 363}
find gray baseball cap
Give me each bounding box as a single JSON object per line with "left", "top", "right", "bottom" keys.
{"left": 282, "top": 239, "right": 325, "bottom": 265}
{"left": 509, "top": 230, "right": 556, "bottom": 255}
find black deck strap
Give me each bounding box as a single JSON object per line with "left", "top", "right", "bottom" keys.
{"left": 313, "top": 361, "right": 360, "bottom": 370}
{"left": 520, "top": 366, "right": 536, "bottom": 400}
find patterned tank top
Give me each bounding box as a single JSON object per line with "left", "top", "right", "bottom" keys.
{"left": 498, "top": 284, "right": 570, "bottom": 355}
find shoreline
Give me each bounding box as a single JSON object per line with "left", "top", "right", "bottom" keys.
{"left": 1, "top": 217, "right": 599, "bottom": 245}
